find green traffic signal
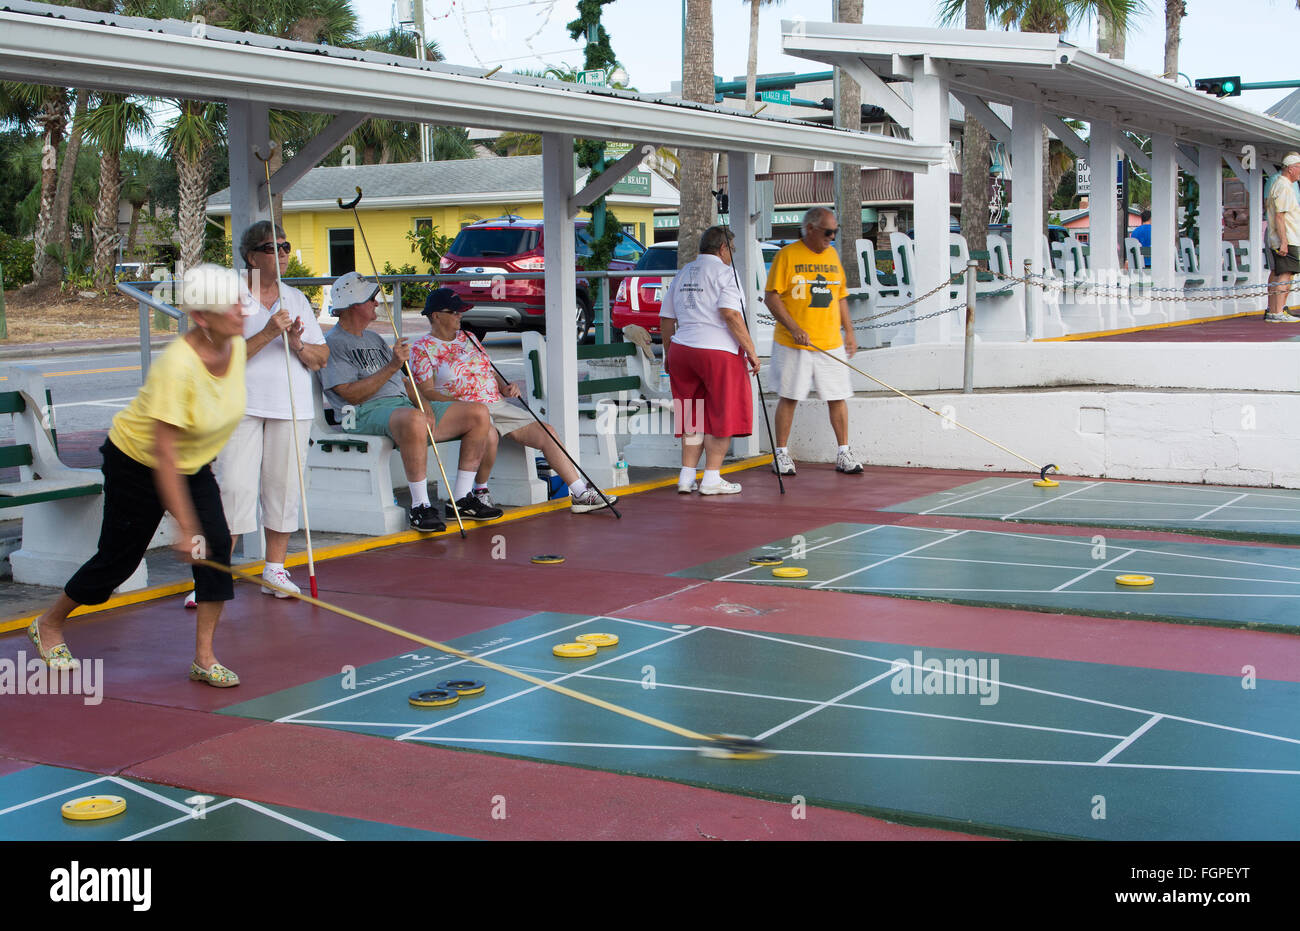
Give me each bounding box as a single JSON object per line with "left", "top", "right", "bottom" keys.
{"left": 1194, "top": 75, "right": 1243, "bottom": 98}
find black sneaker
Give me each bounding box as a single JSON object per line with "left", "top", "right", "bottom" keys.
{"left": 446, "top": 494, "right": 504, "bottom": 521}
{"left": 408, "top": 504, "right": 446, "bottom": 533}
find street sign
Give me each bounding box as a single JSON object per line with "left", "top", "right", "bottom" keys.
{"left": 577, "top": 70, "right": 606, "bottom": 87}
{"left": 759, "top": 90, "right": 791, "bottom": 105}
{"left": 1076, "top": 157, "right": 1091, "bottom": 196}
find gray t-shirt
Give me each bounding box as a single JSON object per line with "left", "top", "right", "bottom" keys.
{"left": 320, "top": 327, "right": 408, "bottom": 411}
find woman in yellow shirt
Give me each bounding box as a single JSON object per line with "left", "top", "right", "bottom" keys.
{"left": 28, "top": 264, "right": 249, "bottom": 687}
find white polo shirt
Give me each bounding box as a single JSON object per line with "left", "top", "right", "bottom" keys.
{"left": 1267, "top": 173, "right": 1300, "bottom": 249}
{"left": 239, "top": 280, "right": 327, "bottom": 420}
{"left": 659, "top": 253, "right": 744, "bottom": 354}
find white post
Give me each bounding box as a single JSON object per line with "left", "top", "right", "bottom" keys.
{"left": 909, "top": 67, "right": 952, "bottom": 345}
{"left": 1197, "top": 144, "right": 1224, "bottom": 294}
{"left": 542, "top": 132, "right": 579, "bottom": 455}
{"left": 1088, "top": 119, "right": 1122, "bottom": 328}
{"left": 1010, "top": 100, "right": 1044, "bottom": 339}
{"left": 1150, "top": 133, "right": 1178, "bottom": 296}
{"left": 226, "top": 101, "right": 270, "bottom": 270}
{"left": 1246, "top": 157, "right": 1264, "bottom": 288}
{"left": 728, "top": 150, "right": 760, "bottom": 458}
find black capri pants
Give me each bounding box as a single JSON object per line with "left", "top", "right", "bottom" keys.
{"left": 64, "top": 440, "right": 234, "bottom": 605}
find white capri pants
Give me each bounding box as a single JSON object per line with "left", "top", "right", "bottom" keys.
{"left": 215, "top": 415, "right": 313, "bottom": 537}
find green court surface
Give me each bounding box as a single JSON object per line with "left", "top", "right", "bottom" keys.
{"left": 219, "top": 612, "right": 1300, "bottom": 840}
{"left": 676, "top": 522, "right": 1300, "bottom": 632}
{"left": 884, "top": 477, "right": 1300, "bottom": 543}
{"left": 0, "top": 766, "right": 466, "bottom": 841}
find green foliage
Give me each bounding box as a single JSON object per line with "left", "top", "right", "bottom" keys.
{"left": 1179, "top": 174, "right": 1199, "bottom": 242}
{"left": 382, "top": 261, "right": 431, "bottom": 307}
{"left": 406, "top": 225, "right": 453, "bottom": 271}
{"left": 0, "top": 231, "right": 35, "bottom": 287}
{"left": 203, "top": 233, "right": 232, "bottom": 268}
{"left": 285, "top": 254, "right": 321, "bottom": 302}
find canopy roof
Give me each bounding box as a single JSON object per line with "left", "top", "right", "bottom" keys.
{"left": 0, "top": 1, "right": 946, "bottom": 171}
{"left": 784, "top": 21, "right": 1300, "bottom": 162}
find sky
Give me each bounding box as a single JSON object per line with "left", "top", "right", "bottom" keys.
{"left": 352, "top": 0, "right": 1300, "bottom": 114}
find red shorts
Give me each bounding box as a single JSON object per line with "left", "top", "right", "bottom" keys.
{"left": 666, "top": 343, "right": 752, "bottom": 438}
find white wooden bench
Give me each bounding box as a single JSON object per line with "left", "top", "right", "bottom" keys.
{"left": 3, "top": 366, "right": 149, "bottom": 591}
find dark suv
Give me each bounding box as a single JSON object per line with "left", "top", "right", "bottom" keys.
{"left": 439, "top": 217, "right": 645, "bottom": 343}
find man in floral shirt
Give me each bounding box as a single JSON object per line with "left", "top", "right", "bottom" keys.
{"left": 411, "top": 288, "right": 617, "bottom": 514}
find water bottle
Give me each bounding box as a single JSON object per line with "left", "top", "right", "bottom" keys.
{"left": 659, "top": 370, "right": 671, "bottom": 395}
{"left": 614, "top": 456, "right": 629, "bottom": 487}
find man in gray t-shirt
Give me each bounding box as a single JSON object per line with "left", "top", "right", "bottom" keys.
{"left": 321, "top": 272, "right": 501, "bottom": 528}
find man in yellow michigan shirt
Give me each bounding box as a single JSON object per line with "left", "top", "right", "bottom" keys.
{"left": 763, "top": 207, "right": 862, "bottom": 476}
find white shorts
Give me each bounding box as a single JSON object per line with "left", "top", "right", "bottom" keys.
{"left": 486, "top": 398, "right": 537, "bottom": 438}
{"left": 768, "top": 343, "right": 853, "bottom": 402}
{"left": 214, "top": 415, "right": 313, "bottom": 536}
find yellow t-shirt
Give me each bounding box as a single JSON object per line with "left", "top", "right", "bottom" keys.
{"left": 108, "top": 337, "right": 247, "bottom": 474}
{"left": 765, "top": 240, "right": 849, "bottom": 351}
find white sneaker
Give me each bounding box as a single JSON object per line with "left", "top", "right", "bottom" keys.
{"left": 772, "top": 449, "right": 796, "bottom": 476}
{"left": 1264, "top": 312, "right": 1300, "bottom": 323}
{"left": 699, "top": 478, "right": 742, "bottom": 495}
{"left": 183, "top": 590, "right": 197, "bottom": 609}
{"left": 677, "top": 476, "right": 698, "bottom": 494}
{"left": 835, "top": 448, "right": 864, "bottom": 474}
{"left": 261, "top": 566, "right": 301, "bottom": 598}
{"left": 570, "top": 488, "right": 617, "bottom": 513}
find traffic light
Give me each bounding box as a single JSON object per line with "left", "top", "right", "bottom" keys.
{"left": 1194, "top": 76, "right": 1242, "bottom": 97}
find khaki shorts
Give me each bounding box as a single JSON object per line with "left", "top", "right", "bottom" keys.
{"left": 486, "top": 398, "right": 537, "bottom": 438}
{"left": 768, "top": 342, "right": 853, "bottom": 402}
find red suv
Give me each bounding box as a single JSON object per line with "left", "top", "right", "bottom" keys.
{"left": 440, "top": 217, "right": 645, "bottom": 343}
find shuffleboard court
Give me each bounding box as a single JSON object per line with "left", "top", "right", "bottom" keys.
{"left": 882, "top": 477, "right": 1300, "bottom": 543}
{"left": 218, "top": 611, "right": 1300, "bottom": 840}
{"left": 675, "top": 522, "right": 1300, "bottom": 632}
{"left": 0, "top": 765, "right": 467, "bottom": 841}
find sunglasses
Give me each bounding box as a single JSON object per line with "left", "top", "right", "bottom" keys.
{"left": 254, "top": 241, "right": 292, "bottom": 255}
{"left": 818, "top": 227, "right": 839, "bottom": 239}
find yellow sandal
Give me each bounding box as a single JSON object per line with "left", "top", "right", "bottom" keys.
{"left": 27, "top": 620, "right": 79, "bottom": 670}
{"left": 189, "top": 662, "right": 240, "bottom": 688}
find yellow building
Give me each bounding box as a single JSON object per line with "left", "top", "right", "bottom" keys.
{"left": 206, "top": 155, "right": 677, "bottom": 278}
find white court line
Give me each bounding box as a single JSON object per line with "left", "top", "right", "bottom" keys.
{"left": 957, "top": 528, "right": 1300, "bottom": 574}
{"left": 999, "top": 481, "right": 1101, "bottom": 520}
{"left": 234, "top": 798, "right": 343, "bottom": 840}
{"left": 0, "top": 777, "right": 107, "bottom": 817}
{"left": 713, "top": 627, "right": 1300, "bottom": 747}
{"left": 401, "top": 737, "right": 1300, "bottom": 776}
{"left": 813, "top": 530, "right": 970, "bottom": 589}
{"left": 394, "top": 627, "right": 703, "bottom": 741}
{"left": 564, "top": 671, "right": 1126, "bottom": 739}
{"left": 1097, "top": 714, "right": 1164, "bottom": 765}
{"left": 276, "top": 614, "right": 618, "bottom": 722}
{"left": 119, "top": 799, "right": 239, "bottom": 842}
{"left": 710, "top": 525, "right": 893, "bottom": 582}
{"left": 918, "top": 479, "right": 1033, "bottom": 515}
{"left": 1051, "top": 549, "right": 1136, "bottom": 592}
{"left": 835, "top": 586, "right": 1300, "bottom": 599}
{"left": 52, "top": 396, "right": 135, "bottom": 409}
{"left": 755, "top": 667, "right": 904, "bottom": 741}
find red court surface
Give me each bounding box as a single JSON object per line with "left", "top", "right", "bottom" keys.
{"left": 2, "top": 461, "right": 1295, "bottom": 842}
{"left": 1084, "top": 311, "right": 1295, "bottom": 342}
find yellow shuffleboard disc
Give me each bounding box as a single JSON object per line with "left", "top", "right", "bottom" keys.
{"left": 1115, "top": 574, "right": 1155, "bottom": 587}
{"left": 576, "top": 633, "right": 620, "bottom": 648}
{"left": 61, "top": 796, "right": 126, "bottom": 821}
{"left": 553, "top": 642, "right": 598, "bottom": 658}
{"left": 409, "top": 688, "right": 460, "bottom": 707}
{"left": 748, "top": 555, "right": 784, "bottom": 566}
{"left": 771, "top": 566, "right": 809, "bottom": 579}
{"left": 1033, "top": 479, "right": 1060, "bottom": 488}
{"left": 531, "top": 554, "right": 565, "bottom": 565}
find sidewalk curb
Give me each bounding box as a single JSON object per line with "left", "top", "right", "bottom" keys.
{"left": 0, "top": 337, "right": 175, "bottom": 360}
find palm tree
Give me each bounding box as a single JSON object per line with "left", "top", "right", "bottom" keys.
{"left": 678, "top": 0, "right": 715, "bottom": 267}
{"left": 163, "top": 98, "right": 224, "bottom": 270}
{"left": 742, "top": 0, "right": 783, "bottom": 111}
{"left": 836, "top": 0, "right": 864, "bottom": 288}
{"left": 81, "top": 93, "right": 154, "bottom": 287}
{"left": 3, "top": 82, "right": 70, "bottom": 283}
{"left": 120, "top": 148, "right": 168, "bottom": 259}
{"left": 1163, "top": 0, "right": 1185, "bottom": 79}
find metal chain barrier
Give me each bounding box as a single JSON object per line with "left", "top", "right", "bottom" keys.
{"left": 757, "top": 274, "right": 965, "bottom": 331}
{"left": 990, "top": 268, "right": 1300, "bottom": 304}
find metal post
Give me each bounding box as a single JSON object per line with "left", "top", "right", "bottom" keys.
{"left": 963, "top": 259, "right": 977, "bottom": 393}
{"left": 1023, "top": 258, "right": 1034, "bottom": 340}
{"left": 139, "top": 300, "right": 151, "bottom": 380}
{"left": 0, "top": 265, "right": 7, "bottom": 339}
{"left": 392, "top": 281, "right": 403, "bottom": 334}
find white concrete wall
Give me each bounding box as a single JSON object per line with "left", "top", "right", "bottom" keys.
{"left": 777, "top": 390, "right": 1300, "bottom": 488}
